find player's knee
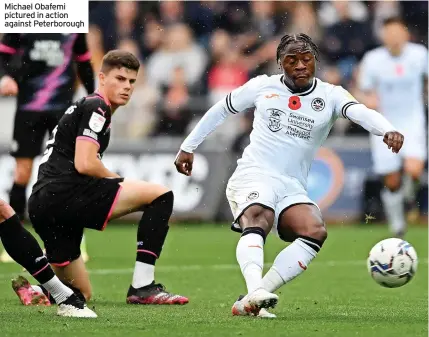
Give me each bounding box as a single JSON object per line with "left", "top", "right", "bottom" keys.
{"left": 384, "top": 173, "right": 401, "bottom": 192}
{"left": 310, "top": 223, "right": 328, "bottom": 243}
{"left": 14, "top": 161, "right": 33, "bottom": 185}
{"left": 299, "top": 220, "right": 327, "bottom": 244}
{"left": 147, "top": 190, "right": 174, "bottom": 220}
{"left": 240, "top": 207, "right": 274, "bottom": 235}
{"left": 404, "top": 166, "right": 423, "bottom": 181}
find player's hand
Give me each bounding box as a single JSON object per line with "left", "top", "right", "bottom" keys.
{"left": 383, "top": 131, "right": 404, "bottom": 153}
{"left": 174, "top": 150, "right": 194, "bottom": 176}
{"left": 0, "top": 75, "right": 18, "bottom": 96}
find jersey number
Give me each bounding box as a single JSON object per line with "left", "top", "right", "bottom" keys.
{"left": 40, "top": 125, "right": 58, "bottom": 164}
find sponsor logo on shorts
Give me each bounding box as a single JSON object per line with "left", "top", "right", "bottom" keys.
{"left": 247, "top": 191, "right": 259, "bottom": 201}
{"left": 83, "top": 128, "right": 98, "bottom": 140}
{"left": 311, "top": 98, "right": 325, "bottom": 111}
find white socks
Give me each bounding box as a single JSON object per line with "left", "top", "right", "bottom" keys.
{"left": 132, "top": 261, "right": 155, "bottom": 289}
{"left": 236, "top": 233, "right": 264, "bottom": 294}
{"left": 381, "top": 188, "right": 406, "bottom": 236}
{"left": 262, "top": 238, "right": 318, "bottom": 293}
{"left": 40, "top": 276, "right": 74, "bottom": 304}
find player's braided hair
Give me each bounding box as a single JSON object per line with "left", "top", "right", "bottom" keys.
{"left": 276, "top": 33, "right": 320, "bottom": 63}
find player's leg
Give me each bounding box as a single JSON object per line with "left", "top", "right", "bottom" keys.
{"left": 401, "top": 123, "right": 428, "bottom": 222}
{"left": 25, "top": 193, "right": 97, "bottom": 317}
{"left": 93, "top": 178, "right": 188, "bottom": 304}
{"left": 9, "top": 110, "right": 45, "bottom": 220}
{"left": 382, "top": 171, "right": 406, "bottom": 237}
{"left": 0, "top": 198, "right": 84, "bottom": 309}
{"left": 226, "top": 176, "right": 279, "bottom": 316}
{"left": 370, "top": 134, "right": 406, "bottom": 237}
{"left": 403, "top": 158, "right": 425, "bottom": 222}
{"left": 52, "top": 257, "right": 92, "bottom": 302}
{"left": 262, "top": 202, "right": 327, "bottom": 293}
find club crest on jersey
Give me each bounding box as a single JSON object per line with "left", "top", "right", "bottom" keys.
{"left": 267, "top": 108, "right": 286, "bottom": 132}
{"left": 247, "top": 191, "right": 259, "bottom": 201}
{"left": 311, "top": 98, "right": 325, "bottom": 111}
{"left": 89, "top": 112, "right": 106, "bottom": 132}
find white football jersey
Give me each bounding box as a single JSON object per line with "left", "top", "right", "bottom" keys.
{"left": 223, "top": 75, "right": 357, "bottom": 189}
{"left": 358, "top": 42, "right": 428, "bottom": 124}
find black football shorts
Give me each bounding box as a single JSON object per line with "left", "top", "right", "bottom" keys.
{"left": 10, "top": 110, "right": 63, "bottom": 158}
{"left": 28, "top": 177, "right": 124, "bottom": 265}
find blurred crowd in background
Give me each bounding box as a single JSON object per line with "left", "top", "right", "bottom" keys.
{"left": 6, "top": 1, "right": 429, "bottom": 147}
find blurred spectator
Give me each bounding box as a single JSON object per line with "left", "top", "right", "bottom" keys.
{"left": 139, "top": 19, "right": 164, "bottom": 59}
{"left": 321, "top": 1, "right": 375, "bottom": 86}
{"left": 158, "top": 1, "right": 185, "bottom": 26}
{"left": 286, "top": 2, "right": 322, "bottom": 45}
{"left": 370, "top": 1, "right": 401, "bottom": 43}
{"left": 152, "top": 67, "right": 193, "bottom": 136}
{"left": 318, "top": 1, "right": 369, "bottom": 27}
{"left": 207, "top": 31, "right": 248, "bottom": 105}
{"left": 146, "top": 23, "right": 208, "bottom": 92}
{"left": 3, "top": 0, "right": 429, "bottom": 143}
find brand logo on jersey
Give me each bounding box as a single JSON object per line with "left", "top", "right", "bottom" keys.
{"left": 311, "top": 98, "right": 325, "bottom": 111}
{"left": 265, "top": 93, "right": 279, "bottom": 99}
{"left": 247, "top": 191, "right": 259, "bottom": 201}
{"left": 83, "top": 128, "right": 98, "bottom": 140}
{"left": 98, "top": 107, "right": 107, "bottom": 116}
{"left": 267, "top": 108, "right": 286, "bottom": 132}
{"left": 89, "top": 112, "right": 106, "bottom": 132}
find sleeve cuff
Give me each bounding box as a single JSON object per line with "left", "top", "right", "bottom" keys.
{"left": 0, "top": 43, "right": 17, "bottom": 55}
{"left": 74, "top": 51, "right": 92, "bottom": 62}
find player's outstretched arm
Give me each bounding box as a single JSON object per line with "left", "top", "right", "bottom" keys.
{"left": 175, "top": 76, "right": 262, "bottom": 176}
{"left": 345, "top": 104, "right": 404, "bottom": 153}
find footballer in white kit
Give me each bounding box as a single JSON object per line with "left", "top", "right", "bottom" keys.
{"left": 175, "top": 34, "right": 404, "bottom": 318}
{"left": 358, "top": 17, "right": 428, "bottom": 237}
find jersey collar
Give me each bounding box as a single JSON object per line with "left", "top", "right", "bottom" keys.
{"left": 94, "top": 90, "right": 111, "bottom": 106}
{"left": 280, "top": 76, "right": 317, "bottom": 96}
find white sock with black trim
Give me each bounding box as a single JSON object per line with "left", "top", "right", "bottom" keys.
{"left": 262, "top": 236, "right": 321, "bottom": 293}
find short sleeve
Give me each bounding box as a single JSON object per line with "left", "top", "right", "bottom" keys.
{"left": 73, "top": 34, "right": 91, "bottom": 62}
{"left": 224, "top": 75, "right": 266, "bottom": 114}
{"left": 358, "top": 53, "right": 376, "bottom": 92}
{"left": 0, "top": 34, "right": 21, "bottom": 55}
{"left": 76, "top": 99, "right": 109, "bottom": 146}
{"left": 332, "top": 86, "right": 360, "bottom": 119}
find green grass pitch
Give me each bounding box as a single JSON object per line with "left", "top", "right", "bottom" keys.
{"left": 0, "top": 224, "right": 427, "bottom": 337}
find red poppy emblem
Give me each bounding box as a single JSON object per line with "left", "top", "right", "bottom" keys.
{"left": 288, "top": 96, "right": 301, "bottom": 110}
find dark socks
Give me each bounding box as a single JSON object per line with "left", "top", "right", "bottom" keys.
{"left": 0, "top": 214, "right": 54, "bottom": 283}
{"left": 136, "top": 191, "right": 174, "bottom": 265}
{"left": 9, "top": 183, "right": 27, "bottom": 220}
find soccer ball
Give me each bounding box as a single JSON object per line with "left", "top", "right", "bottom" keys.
{"left": 367, "top": 238, "right": 418, "bottom": 288}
